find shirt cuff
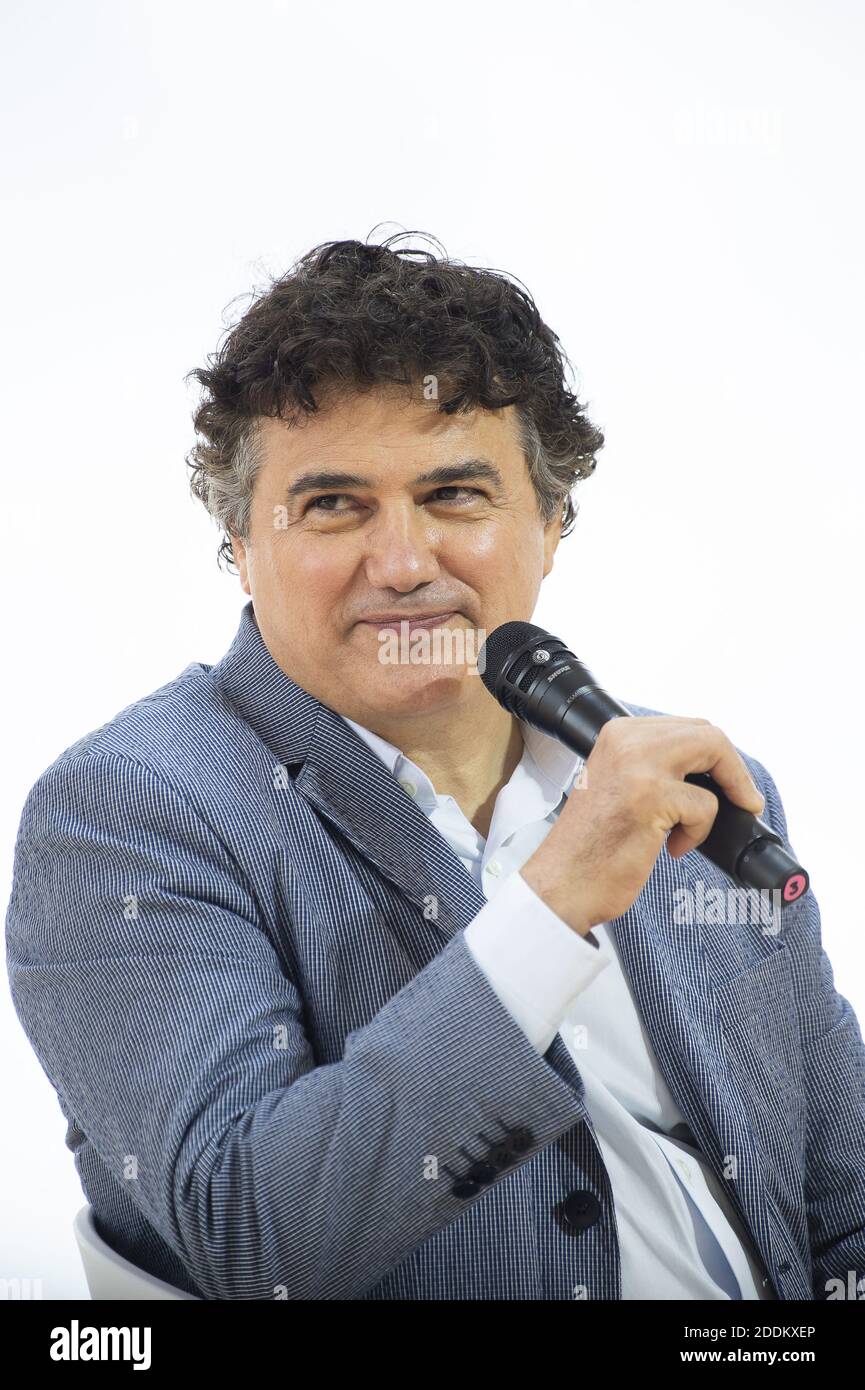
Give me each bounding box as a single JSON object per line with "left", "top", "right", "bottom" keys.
{"left": 463, "top": 868, "right": 610, "bottom": 1054}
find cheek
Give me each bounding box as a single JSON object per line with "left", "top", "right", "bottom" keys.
{"left": 268, "top": 545, "right": 357, "bottom": 630}
{"left": 449, "top": 522, "right": 542, "bottom": 588}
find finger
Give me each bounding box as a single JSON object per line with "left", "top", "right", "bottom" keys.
{"left": 668, "top": 726, "right": 764, "bottom": 814}
{"left": 665, "top": 782, "right": 725, "bottom": 858}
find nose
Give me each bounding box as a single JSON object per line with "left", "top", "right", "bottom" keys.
{"left": 360, "top": 501, "right": 442, "bottom": 592}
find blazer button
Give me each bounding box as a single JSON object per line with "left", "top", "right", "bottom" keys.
{"left": 485, "top": 1143, "right": 513, "bottom": 1169}
{"left": 505, "top": 1127, "right": 534, "bottom": 1155}
{"left": 451, "top": 1178, "right": 481, "bottom": 1200}
{"left": 465, "top": 1160, "right": 497, "bottom": 1184}
{"left": 556, "top": 1189, "right": 602, "bottom": 1234}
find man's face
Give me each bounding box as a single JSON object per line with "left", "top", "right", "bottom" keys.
{"left": 232, "top": 384, "right": 562, "bottom": 727}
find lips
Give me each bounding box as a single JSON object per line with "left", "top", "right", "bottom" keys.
{"left": 358, "top": 611, "right": 457, "bottom": 630}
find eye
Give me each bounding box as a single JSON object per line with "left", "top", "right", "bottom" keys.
{"left": 430, "top": 486, "right": 484, "bottom": 503}
{"left": 305, "top": 493, "right": 357, "bottom": 513}
{"left": 304, "top": 486, "right": 483, "bottom": 514}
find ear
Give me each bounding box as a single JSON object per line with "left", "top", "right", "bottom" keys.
{"left": 232, "top": 535, "right": 251, "bottom": 596}
{"left": 542, "top": 508, "right": 563, "bottom": 579}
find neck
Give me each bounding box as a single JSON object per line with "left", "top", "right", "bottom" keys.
{"left": 359, "top": 696, "right": 524, "bottom": 839}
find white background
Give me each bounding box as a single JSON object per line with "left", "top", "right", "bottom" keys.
{"left": 2, "top": 0, "right": 862, "bottom": 1297}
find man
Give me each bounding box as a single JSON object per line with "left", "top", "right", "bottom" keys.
{"left": 6, "top": 236, "right": 865, "bottom": 1301}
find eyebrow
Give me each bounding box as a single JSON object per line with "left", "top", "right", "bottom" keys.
{"left": 283, "top": 457, "right": 505, "bottom": 502}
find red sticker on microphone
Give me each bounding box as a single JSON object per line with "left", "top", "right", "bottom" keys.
{"left": 783, "top": 874, "right": 807, "bottom": 902}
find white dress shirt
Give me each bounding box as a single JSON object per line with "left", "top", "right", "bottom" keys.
{"left": 341, "top": 711, "right": 777, "bottom": 1302}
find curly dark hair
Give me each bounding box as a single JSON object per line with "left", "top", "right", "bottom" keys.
{"left": 184, "top": 229, "right": 605, "bottom": 571}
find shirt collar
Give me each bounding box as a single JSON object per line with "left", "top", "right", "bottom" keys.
{"left": 339, "top": 712, "right": 584, "bottom": 815}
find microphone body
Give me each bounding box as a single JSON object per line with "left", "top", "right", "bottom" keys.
{"left": 478, "top": 622, "right": 809, "bottom": 908}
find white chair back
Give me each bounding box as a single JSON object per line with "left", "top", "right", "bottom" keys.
{"left": 73, "top": 1205, "right": 200, "bottom": 1300}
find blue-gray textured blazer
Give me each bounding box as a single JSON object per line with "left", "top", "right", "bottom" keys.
{"left": 6, "top": 600, "right": 865, "bottom": 1300}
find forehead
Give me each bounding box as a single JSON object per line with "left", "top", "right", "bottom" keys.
{"left": 255, "top": 386, "right": 524, "bottom": 479}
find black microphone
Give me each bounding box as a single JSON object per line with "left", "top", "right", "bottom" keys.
{"left": 477, "top": 620, "right": 809, "bottom": 908}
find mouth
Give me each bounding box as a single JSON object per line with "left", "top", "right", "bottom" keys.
{"left": 356, "top": 611, "right": 458, "bottom": 633}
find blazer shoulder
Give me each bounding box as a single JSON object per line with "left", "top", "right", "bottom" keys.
{"left": 22, "top": 660, "right": 246, "bottom": 806}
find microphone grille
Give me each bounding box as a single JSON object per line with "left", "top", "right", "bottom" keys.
{"left": 479, "top": 621, "right": 553, "bottom": 700}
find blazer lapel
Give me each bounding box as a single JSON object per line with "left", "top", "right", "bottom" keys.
{"left": 296, "top": 702, "right": 492, "bottom": 942}
{"left": 608, "top": 864, "right": 801, "bottom": 1287}
{"left": 212, "top": 601, "right": 501, "bottom": 946}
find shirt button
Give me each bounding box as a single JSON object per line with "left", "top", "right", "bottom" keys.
{"left": 676, "top": 1159, "right": 693, "bottom": 1183}
{"left": 487, "top": 859, "right": 502, "bottom": 876}
{"left": 398, "top": 778, "right": 417, "bottom": 798}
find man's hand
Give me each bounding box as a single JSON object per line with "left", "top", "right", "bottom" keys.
{"left": 520, "top": 716, "right": 765, "bottom": 936}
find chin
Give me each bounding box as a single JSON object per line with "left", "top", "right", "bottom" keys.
{"left": 364, "top": 667, "right": 473, "bottom": 711}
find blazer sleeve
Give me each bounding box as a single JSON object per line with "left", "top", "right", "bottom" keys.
{"left": 5, "top": 750, "right": 587, "bottom": 1301}
{"left": 750, "top": 754, "right": 865, "bottom": 1297}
